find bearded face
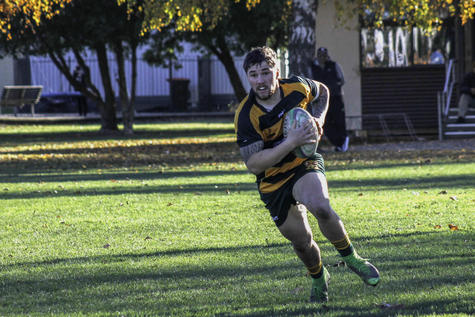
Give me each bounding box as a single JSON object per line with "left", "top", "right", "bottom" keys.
{"left": 246, "top": 61, "right": 279, "bottom": 101}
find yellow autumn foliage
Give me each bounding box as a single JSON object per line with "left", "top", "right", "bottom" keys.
{"left": 335, "top": 0, "right": 474, "bottom": 32}
{"left": 0, "top": 0, "right": 472, "bottom": 39}
{"left": 0, "top": 0, "right": 71, "bottom": 39}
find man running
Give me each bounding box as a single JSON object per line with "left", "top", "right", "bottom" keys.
{"left": 234, "top": 46, "right": 380, "bottom": 303}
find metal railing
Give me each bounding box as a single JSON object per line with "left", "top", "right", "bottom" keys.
{"left": 437, "top": 58, "right": 456, "bottom": 140}
{"left": 347, "top": 113, "right": 417, "bottom": 141}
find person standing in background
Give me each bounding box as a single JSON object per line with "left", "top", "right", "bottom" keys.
{"left": 456, "top": 61, "right": 475, "bottom": 123}
{"left": 311, "top": 47, "right": 349, "bottom": 152}
{"left": 73, "top": 65, "right": 88, "bottom": 117}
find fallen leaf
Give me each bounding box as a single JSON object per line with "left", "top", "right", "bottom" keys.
{"left": 449, "top": 196, "right": 458, "bottom": 201}
{"left": 358, "top": 193, "right": 364, "bottom": 196}
{"left": 448, "top": 224, "right": 459, "bottom": 231}
{"left": 167, "top": 202, "right": 173, "bottom": 206}
{"left": 438, "top": 190, "right": 448, "bottom": 195}
{"left": 434, "top": 225, "right": 441, "bottom": 229}
{"left": 144, "top": 236, "right": 152, "bottom": 240}
{"left": 330, "top": 261, "right": 346, "bottom": 267}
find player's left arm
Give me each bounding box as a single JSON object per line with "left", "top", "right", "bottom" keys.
{"left": 308, "top": 82, "right": 329, "bottom": 138}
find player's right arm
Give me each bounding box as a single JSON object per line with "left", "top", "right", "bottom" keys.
{"left": 240, "top": 122, "right": 316, "bottom": 175}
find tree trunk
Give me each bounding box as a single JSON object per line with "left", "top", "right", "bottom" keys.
{"left": 129, "top": 42, "right": 138, "bottom": 133}
{"left": 115, "top": 43, "right": 134, "bottom": 135}
{"left": 95, "top": 44, "right": 119, "bottom": 132}
{"left": 288, "top": 0, "right": 317, "bottom": 78}
{"left": 214, "top": 35, "right": 247, "bottom": 103}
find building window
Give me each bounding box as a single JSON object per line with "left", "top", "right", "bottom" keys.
{"left": 361, "top": 26, "right": 452, "bottom": 68}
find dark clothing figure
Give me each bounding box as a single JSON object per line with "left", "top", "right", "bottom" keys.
{"left": 456, "top": 63, "right": 475, "bottom": 123}
{"left": 311, "top": 47, "right": 349, "bottom": 152}
{"left": 73, "top": 65, "right": 88, "bottom": 117}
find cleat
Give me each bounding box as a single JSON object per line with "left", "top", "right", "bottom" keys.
{"left": 310, "top": 267, "right": 330, "bottom": 303}
{"left": 344, "top": 253, "right": 380, "bottom": 286}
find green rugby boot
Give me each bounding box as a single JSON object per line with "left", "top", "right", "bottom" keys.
{"left": 310, "top": 267, "right": 330, "bottom": 303}
{"left": 343, "top": 253, "right": 380, "bottom": 286}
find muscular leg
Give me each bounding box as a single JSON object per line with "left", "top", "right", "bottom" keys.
{"left": 458, "top": 93, "right": 471, "bottom": 118}
{"left": 293, "top": 171, "right": 381, "bottom": 286}
{"left": 278, "top": 204, "right": 321, "bottom": 269}
{"left": 278, "top": 200, "right": 330, "bottom": 303}
{"left": 292, "top": 172, "right": 347, "bottom": 242}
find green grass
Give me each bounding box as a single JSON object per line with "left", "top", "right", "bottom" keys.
{"left": 0, "top": 122, "right": 474, "bottom": 316}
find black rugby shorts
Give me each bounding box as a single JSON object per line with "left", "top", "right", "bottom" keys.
{"left": 259, "top": 155, "right": 325, "bottom": 227}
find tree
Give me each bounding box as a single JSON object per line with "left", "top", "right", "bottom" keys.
{"left": 0, "top": 0, "right": 261, "bottom": 132}
{"left": 288, "top": 0, "right": 317, "bottom": 77}
{"left": 119, "top": 0, "right": 262, "bottom": 33}
{"left": 192, "top": 0, "right": 292, "bottom": 102}
{"left": 0, "top": 0, "right": 145, "bottom": 133}
{"left": 144, "top": 0, "right": 292, "bottom": 103}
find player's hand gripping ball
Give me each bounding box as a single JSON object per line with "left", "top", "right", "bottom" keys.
{"left": 283, "top": 107, "right": 319, "bottom": 158}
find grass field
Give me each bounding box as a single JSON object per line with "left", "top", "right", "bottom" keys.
{"left": 0, "top": 121, "right": 474, "bottom": 316}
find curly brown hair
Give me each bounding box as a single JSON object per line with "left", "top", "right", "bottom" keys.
{"left": 243, "top": 46, "right": 278, "bottom": 73}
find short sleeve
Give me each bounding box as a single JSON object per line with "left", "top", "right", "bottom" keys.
{"left": 234, "top": 104, "right": 263, "bottom": 148}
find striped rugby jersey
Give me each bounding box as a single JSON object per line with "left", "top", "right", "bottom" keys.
{"left": 234, "top": 76, "right": 319, "bottom": 194}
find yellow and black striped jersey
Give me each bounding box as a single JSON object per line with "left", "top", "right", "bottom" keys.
{"left": 234, "top": 76, "right": 319, "bottom": 194}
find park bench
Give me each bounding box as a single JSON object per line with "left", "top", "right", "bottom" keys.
{"left": 0, "top": 85, "right": 43, "bottom": 116}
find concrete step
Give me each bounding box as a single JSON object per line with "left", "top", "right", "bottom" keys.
{"left": 444, "top": 130, "right": 475, "bottom": 138}
{"left": 448, "top": 108, "right": 475, "bottom": 114}
{"left": 446, "top": 123, "right": 475, "bottom": 129}
{"left": 448, "top": 115, "right": 475, "bottom": 121}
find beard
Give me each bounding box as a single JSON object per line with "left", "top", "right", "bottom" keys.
{"left": 253, "top": 85, "right": 277, "bottom": 101}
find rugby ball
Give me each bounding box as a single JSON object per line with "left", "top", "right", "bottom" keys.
{"left": 283, "top": 107, "right": 319, "bottom": 158}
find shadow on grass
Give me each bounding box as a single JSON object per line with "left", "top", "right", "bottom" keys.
{"left": 0, "top": 169, "right": 250, "bottom": 184}
{"left": 1, "top": 172, "right": 473, "bottom": 200}
{"left": 0, "top": 231, "right": 473, "bottom": 316}
{"left": 0, "top": 182, "right": 257, "bottom": 200}
{"left": 328, "top": 173, "right": 475, "bottom": 191}
{"left": 0, "top": 242, "right": 289, "bottom": 270}
{"left": 1, "top": 151, "right": 474, "bottom": 180}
